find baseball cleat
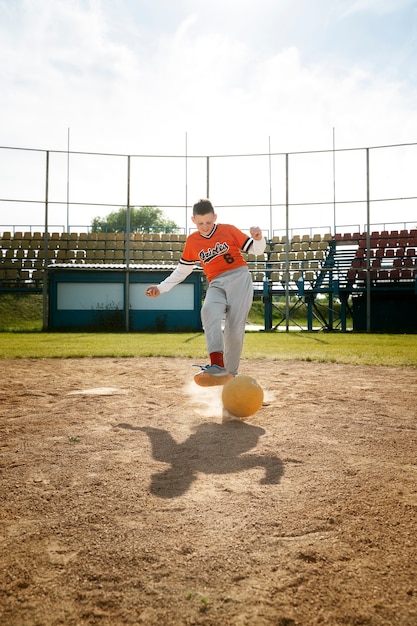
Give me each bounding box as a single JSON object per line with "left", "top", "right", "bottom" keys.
{"left": 193, "top": 364, "right": 233, "bottom": 387}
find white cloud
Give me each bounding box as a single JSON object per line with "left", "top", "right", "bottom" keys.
{"left": 1, "top": 0, "right": 417, "bottom": 233}
{"left": 341, "top": 0, "right": 416, "bottom": 17}
{"left": 173, "top": 13, "right": 198, "bottom": 44}
{"left": 1, "top": 0, "right": 416, "bottom": 153}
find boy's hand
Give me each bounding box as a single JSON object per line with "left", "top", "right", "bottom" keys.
{"left": 250, "top": 226, "right": 263, "bottom": 241}
{"left": 146, "top": 286, "right": 160, "bottom": 297}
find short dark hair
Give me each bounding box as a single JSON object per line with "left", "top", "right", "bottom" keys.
{"left": 193, "top": 199, "right": 215, "bottom": 216}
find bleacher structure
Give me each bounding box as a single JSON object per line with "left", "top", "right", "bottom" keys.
{"left": 1, "top": 229, "right": 417, "bottom": 331}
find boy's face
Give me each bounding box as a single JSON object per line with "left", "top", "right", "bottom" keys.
{"left": 192, "top": 211, "right": 217, "bottom": 235}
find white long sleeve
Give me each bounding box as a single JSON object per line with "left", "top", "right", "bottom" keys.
{"left": 249, "top": 236, "right": 267, "bottom": 256}
{"left": 157, "top": 263, "right": 195, "bottom": 294}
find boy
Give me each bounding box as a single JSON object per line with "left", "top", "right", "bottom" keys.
{"left": 146, "top": 199, "right": 266, "bottom": 386}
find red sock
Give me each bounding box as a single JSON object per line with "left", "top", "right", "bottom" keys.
{"left": 210, "top": 352, "right": 224, "bottom": 368}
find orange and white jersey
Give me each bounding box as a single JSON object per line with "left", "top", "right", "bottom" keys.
{"left": 180, "top": 223, "right": 252, "bottom": 282}
{"left": 156, "top": 223, "right": 265, "bottom": 294}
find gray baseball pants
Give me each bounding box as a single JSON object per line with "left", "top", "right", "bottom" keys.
{"left": 200, "top": 266, "right": 254, "bottom": 376}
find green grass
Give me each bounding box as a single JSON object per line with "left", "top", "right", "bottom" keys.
{"left": 0, "top": 293, "right": 43, "bottom": 331}
{"left": 0, "top": 293, "right": 416, "bottom": 366}
{"left": 0, "top": 294, "right": 331, "bottom": 332}
{"left": 0, "top": 331, "right": 416, "bottom": 366}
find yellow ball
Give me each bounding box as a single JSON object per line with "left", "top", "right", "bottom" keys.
{"left": 222, "top": 375, "right": 264, "bottom": 418}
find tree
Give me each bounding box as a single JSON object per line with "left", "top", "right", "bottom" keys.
{"left": 91, "top": 206, "right": 179, "bottom": 234}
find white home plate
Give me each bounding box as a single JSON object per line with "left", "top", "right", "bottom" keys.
{"left": 67, "top": 387, "right": 127, "bottom": 396}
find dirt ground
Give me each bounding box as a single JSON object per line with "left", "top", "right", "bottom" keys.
{"left": 1, "top": 356, "right": 416, "bottom": 626}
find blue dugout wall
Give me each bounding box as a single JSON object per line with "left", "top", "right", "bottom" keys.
{"left": 48, "top": 266, "right": 203, "bottom": 332}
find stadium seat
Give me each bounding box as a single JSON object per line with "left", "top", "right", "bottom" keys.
{"left": 347, "top": 269, "right": 356, "bottom": 281}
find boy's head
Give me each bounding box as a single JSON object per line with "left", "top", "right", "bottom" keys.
{"left": 192, "top": 199, "right": 217, "bottom": 235}
{"left": 192, "top": 199, "right": 215, "bottom": 216}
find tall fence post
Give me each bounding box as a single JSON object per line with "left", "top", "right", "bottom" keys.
{"left": 185, "top": 133, "right": 188, "bottom": 232}
{"left": 42, "top": 150, "right": 49, "bottom": 331}
{"left": 268, "top": 137, "right": 273, "bottom": 238}
{"left": 206, "top": 156, "right": 210, "bottom": 200}
{"left": 125, "top": 155, "right": 131, "bottom": 332}
{"left": 366, "top": 148, "right": 371, "bottom": 333}
{"left": 285, "top": 153, "right": 290, "bottom": 332}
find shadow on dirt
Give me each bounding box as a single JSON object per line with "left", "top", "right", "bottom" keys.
{"left": 115, "top": 421, "right": 284, "bottom": 498}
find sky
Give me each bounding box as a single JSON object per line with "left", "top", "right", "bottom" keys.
{"left": 1, "top": 0, "right": 417, "bottom": 235}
